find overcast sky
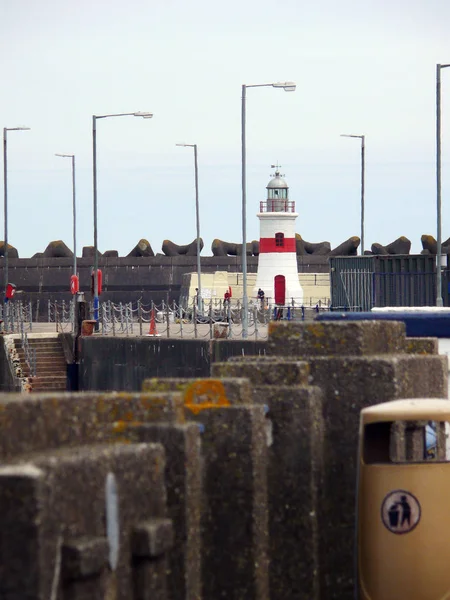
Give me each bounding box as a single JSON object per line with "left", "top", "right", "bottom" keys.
{"left": 1, "top": 0, "right": 450, "bottom": 258}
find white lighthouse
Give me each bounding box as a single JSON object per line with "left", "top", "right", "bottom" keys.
{"left": 253, "top": 165, "right": 303, "bottom": 305}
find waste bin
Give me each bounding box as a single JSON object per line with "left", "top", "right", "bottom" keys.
{"left": 357, "top": 399, "right": 450, "bottom": 599}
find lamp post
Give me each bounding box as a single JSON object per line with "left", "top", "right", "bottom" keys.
{"left": 241, "top": 81, "right": 296, "bottom": 338}
{"left": 55, "top": 153, "right": 77, "bottom": 333}
{"left": 176, "top": 143, "right": 202, "bottom": 309}
{"left": 92, "top": 112, "right": 153, "bottom": 327}
{"left": 55, "top": 154, "right": 77, "bottom": 279}
{"left": 341, "top": 134, "right": 365, "bottom": 254}
{"left": 3, "top": 126, "right": 30, "bottom": 330}
{"left": 436, "top": 64, "right": 450, "bottom": 307}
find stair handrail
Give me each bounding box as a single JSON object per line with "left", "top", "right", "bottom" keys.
{"left": 54, "top": 301, "right": 61, "bottom": 332}
{"left": 21, "top": 329, "right": 36, "bottom": 378}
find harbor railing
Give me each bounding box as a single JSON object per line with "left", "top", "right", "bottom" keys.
{"left": 0, "top": 297, "right": 333, "bottom": 341}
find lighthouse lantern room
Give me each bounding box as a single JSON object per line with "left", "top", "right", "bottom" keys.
{"left": 253, "top": 165, "right": 304, "bottom": 305}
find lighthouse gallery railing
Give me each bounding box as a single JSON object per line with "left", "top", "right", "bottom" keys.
{"left": 259, "top": 200, "right": 296, "bottom": 213}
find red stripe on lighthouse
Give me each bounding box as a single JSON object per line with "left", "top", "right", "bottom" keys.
{"left": 259, "top": 238, "right": 296, "bottom": 253}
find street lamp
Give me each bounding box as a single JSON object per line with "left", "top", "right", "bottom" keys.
{"left": 176, "top": 143, "right": 202, "bottom": 309}
{"left": 3, "top": 126, "right": 30, "bottom": 330}
{"left": 341, "top": 134, "right": 365, "bottom": 254}
{"left": 55, "top": 153, "right": 77, "bottom": 333}
{"left": 241, "top": 81, "right": 296, "bottom": 338}
{"left": 55, "top": 154, "right": 77, "bottom": 280}
{"left": 436, "top": 64, "right": 450, "bottom": 307}
{"left": 92, "top": 112, "right": 153, "bottom": 327}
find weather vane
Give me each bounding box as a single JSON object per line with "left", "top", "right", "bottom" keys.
{"left": 270, "top": 162, "right": 284, "bottom": 177}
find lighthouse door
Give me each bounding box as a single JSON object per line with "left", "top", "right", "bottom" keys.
{"left": 274, "top": 275, "right": 286, "bottom": 305}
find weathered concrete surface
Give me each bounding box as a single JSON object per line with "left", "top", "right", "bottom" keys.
{"left": 211, "top": 360, "right": 324, "bottom": 599}
{"left": 193, "top": 405, "right": 269, "bottom": 600}
{"left": 148, "top": 371, "right": 324, "bottom": 599}
{"left": 0, "top": 443, "right": 169, "bottom": 600}
{"left": 0, "top": 337, "right": 20, "bottom": 392}
{"left": 118, "top": 421, "right": 202, "bottom": 600}
{"left": 162, "top": 238, "right": 204, "bottom": 257}
{"left": 142, "top": 376, "right": 253, "bottom": 405}
{"left": 43, "top": 239, "right": 73, "bottom": 258}
{"left": 267, "top": 319, "right": 407, "bottom": 356}
{"left": 266, "top": 321, "right": 447, "bottom": 598}
{"left": 79, "top": 337, "right": 268, "bottom": 391}
{"left": 127, "top": 238, "right": 155, "bottom": 258}
{"left": 261, "top": 386, "right": 323, "bottom": 600}
{"left": 212, "top": 358, "right": 310, "bottom": 388}
{"left": 79, "top": 338, "right": 211, "bottom": 390}
{"left": 405, "top": 336, "right": 440, "bottom": 354}
{"left": 0, "top": 391, "right": 185, "bottom": 459}
{"left": 211, "top": 321, "right": 447, "bottom": 598}
{"left": 210, "top": 339, "right": 268, "bottom": 364}
{"left": 370, "top": 236, "right": 411, "bottom": 255}
{"left": 0, "top": 390, "right": 204, "bottom": 600}
{"left": 142, "top": 377, "right": 269, "bottom": 600}
{"left": 1, "top": 319, "right": 448, "bottom": 599}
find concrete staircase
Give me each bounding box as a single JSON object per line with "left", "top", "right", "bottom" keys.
{"left": 13, "top": 335, "right": 67, "bottom": 392}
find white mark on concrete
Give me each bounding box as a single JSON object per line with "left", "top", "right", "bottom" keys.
{"left": 0, "top": 464, "right": 44, "bottom": 478}
{"left": 50, "top": 531, "right": 62, "bottom": 600}
{"left": 105, "top": 471, "right": 120, "bottom": 571}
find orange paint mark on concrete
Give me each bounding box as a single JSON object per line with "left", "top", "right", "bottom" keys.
{"left": 268, "top": 322, "right": 282, "bottom": 335}
{"left": 112, "top": 420, "right": 143, "bottom": 433}
{"left": 184, "top": 379, "right": 231, "bottom": 414}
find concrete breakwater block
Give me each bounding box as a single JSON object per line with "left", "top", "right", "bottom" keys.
{"left": 317, "top": 310, "right": 450, "bottom": 338}
{"left": 0, "top": 317, "right": 448, "bottom": 599}
{"left": 214, "top": 320, "right": 447, "bottom": 598}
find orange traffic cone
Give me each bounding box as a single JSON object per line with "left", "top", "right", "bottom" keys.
{"left": 147, "top": 307, "right": 161, "bottom": 337}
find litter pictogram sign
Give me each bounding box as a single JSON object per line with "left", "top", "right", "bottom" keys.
{"left": 381, "top": 490, "right": 421, "bottom": 534}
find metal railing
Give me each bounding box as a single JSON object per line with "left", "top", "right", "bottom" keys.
{"left": 1, "top": 296, "right": 332, "bottom": 341}
{"left": 0, "top": 300, "right": 33, "bottom": 334}
{"left": 259, "top": 199, "right": 296, "bottom": 212}
{"left": 20, "top": 327, "right": 36, "bottom": 378}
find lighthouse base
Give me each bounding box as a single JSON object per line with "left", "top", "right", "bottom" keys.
{"left": 253, "top": 254, "right": 304, "bottom": 306}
